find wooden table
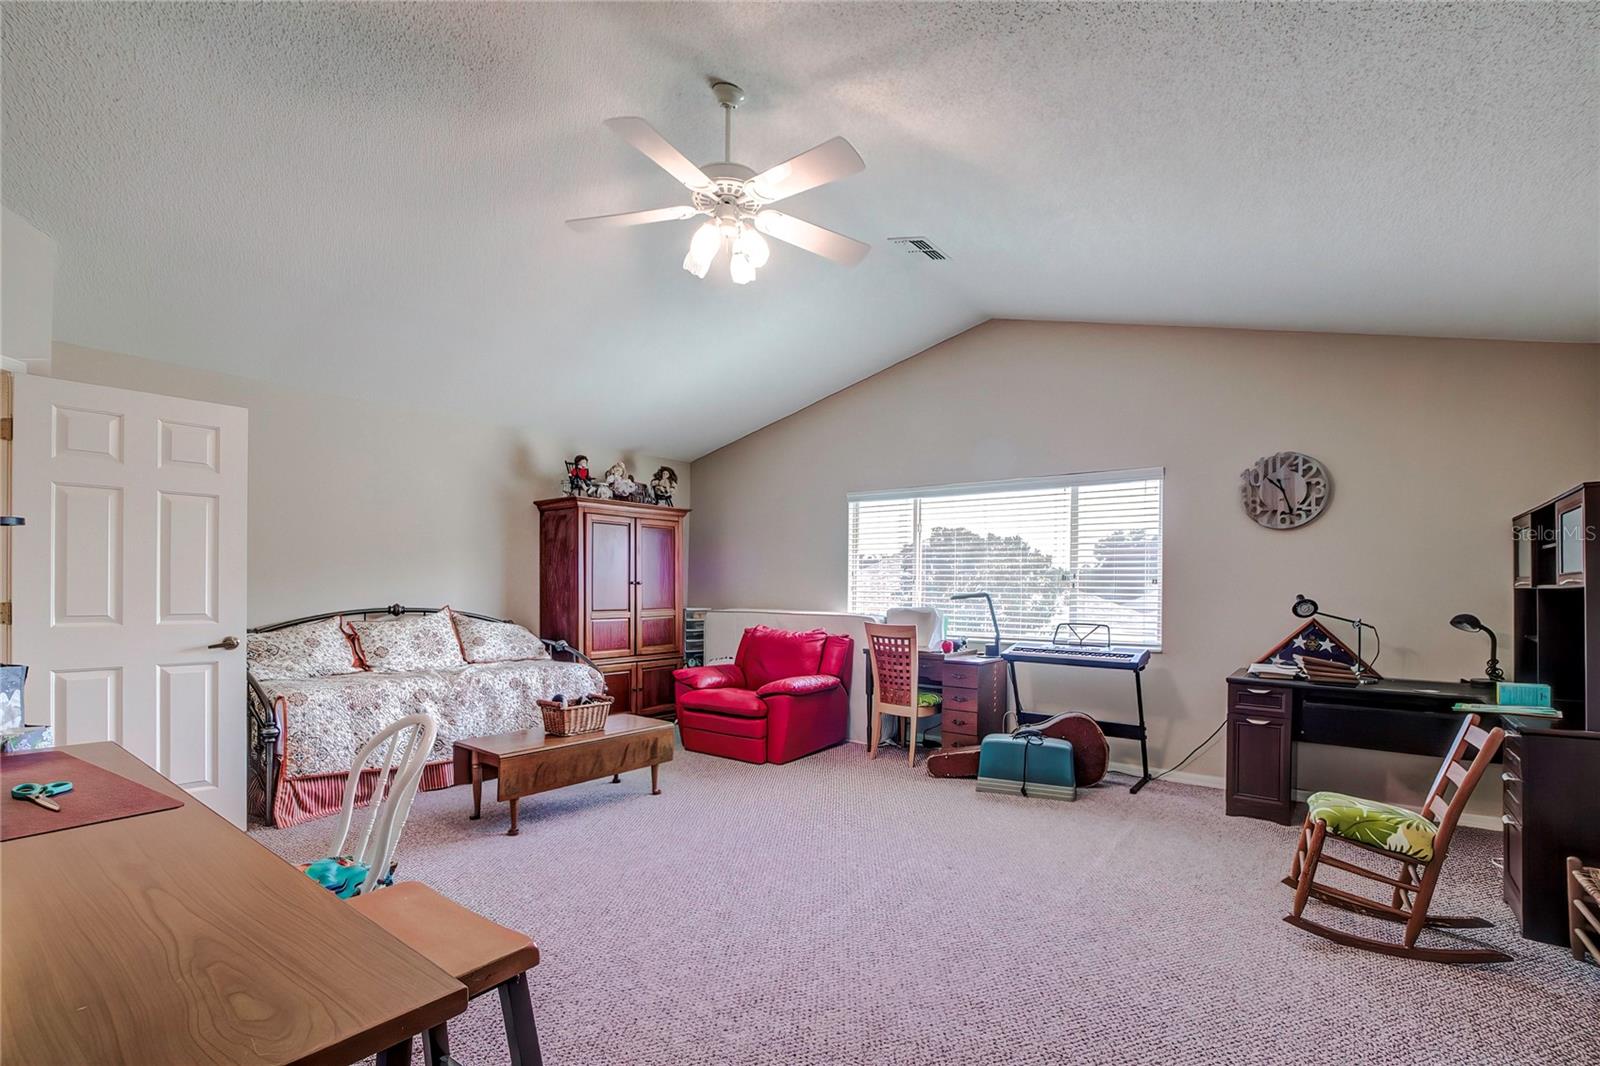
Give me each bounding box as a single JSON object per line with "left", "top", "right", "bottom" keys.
{"left": 1, "top": 742, "right": 468, "bottom": 1066}
{"left": 453, "top": 713, "right": 675, "bottom": 836}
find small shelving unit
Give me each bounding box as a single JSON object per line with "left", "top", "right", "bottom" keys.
{"left": 1511, "top": 482, "right": 1598, "bottom": 732}
{"left": 683, "top": 607, "right": 707, "bottom": 668}
{"left": 1503, "top": 483, "right": 1600, "bottom": 946}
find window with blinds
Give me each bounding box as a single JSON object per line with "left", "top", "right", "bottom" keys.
{"left": 847, "top": 469, "right": 1164, "bottom": 648}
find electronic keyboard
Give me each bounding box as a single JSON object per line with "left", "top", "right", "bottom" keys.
{"left": 1001, "top": 642, "right": 1152, "bottom": 671}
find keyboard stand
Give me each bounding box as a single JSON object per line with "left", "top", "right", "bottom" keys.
{"left": 1009, "top": 659, "right": 1152, "bottom": 794}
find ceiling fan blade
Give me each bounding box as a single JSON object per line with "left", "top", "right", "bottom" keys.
{"left": 603, "top": 117, "right": 714, "bottom": 192}
{"left": 754, "top": 210, "right": 870, "bottom": 267}
{"left": 749, "top": 137, "right": 865, "bottom": 202}
{"left": 566, "top": 206, "right": 697, "bottom": 231}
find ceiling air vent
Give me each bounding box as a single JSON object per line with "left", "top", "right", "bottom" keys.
{"left": 888, "top": 236, "right": 948, "bottom": 261}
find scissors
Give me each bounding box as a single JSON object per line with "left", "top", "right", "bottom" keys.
{"left": 10, "top": 780, "right": 73, "bottom": 812}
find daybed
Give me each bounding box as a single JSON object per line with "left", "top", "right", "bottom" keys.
{"left": 247, "top": 604, "right": 603, "bottom": 827}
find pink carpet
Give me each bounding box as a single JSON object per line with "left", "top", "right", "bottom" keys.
{"left": 252, "top": 742, "right": 1600, "bottom": 1065}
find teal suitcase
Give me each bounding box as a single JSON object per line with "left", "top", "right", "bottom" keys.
{"left": 976, "top": 729, "right": 1076, "bottom": 801}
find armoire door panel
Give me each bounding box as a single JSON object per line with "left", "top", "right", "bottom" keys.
{"left": 637, "top": 659, "right": 679, "bottom": 717}
{"left": 638, "top": 615, "right": 677, "bottom": 652}
{"left": 588, "top": 618, "right": 633, "bottom": 657}
{"left": 635, "top": 518, "right": 681, "bottom": 657}
{"left": 585, "top": 515, "right": 634, "bottom": 614}
{"left": 636, "top": 521, "right": 677, "bottom": 612}
{"left": 600, "top": 665, "right": 635, "bottom": 714}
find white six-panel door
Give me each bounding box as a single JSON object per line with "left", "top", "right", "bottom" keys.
{"left": 11, "top": 375, "right": 248, "bottom": 825}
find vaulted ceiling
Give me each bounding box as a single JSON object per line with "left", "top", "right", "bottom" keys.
{"left": 4, "top": 2, "right": 1596, "bottom": 458}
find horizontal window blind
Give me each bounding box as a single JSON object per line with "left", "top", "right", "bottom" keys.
{"left": 847, "top": 470, "right": 1163, "bottom": 648}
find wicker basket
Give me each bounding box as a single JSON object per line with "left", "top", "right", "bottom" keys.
{"left": 538, "top": 695, "right": 612, "bottom": 736}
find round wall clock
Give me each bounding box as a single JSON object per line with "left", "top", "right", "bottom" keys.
{"left": 1240, "top": 451, "right": 1332, "bottom": 529}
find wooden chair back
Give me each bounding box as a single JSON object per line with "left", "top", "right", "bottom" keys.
{"left": 1417, "top": 713, "right": 1504, "bottom": 860}
{"left": 864, "top": 623, "right": 918, "bottom": 715}
{"left": 325, "top": 712, "right": 439, "bottom": 894}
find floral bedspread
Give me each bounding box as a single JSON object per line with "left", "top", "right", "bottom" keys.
{"left": 261, "top": 659, "right": 605, "bottom": 779}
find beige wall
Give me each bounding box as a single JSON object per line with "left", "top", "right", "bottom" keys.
{"left": 1, "top": 207, "right": 57, "bottom": 370}
{"left": 48, "top": 343, "right": 690, "bottom": 628}
{"left": 688, "top": 320, "right": 1600, "bottom": 809}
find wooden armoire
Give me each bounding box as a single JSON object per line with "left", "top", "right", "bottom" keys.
{"left": 535, "top": 496, "right": 688, "bottom": 717}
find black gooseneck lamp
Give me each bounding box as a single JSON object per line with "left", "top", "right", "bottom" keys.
{"left": 951, "top": 591, "right": 1002, "bottom": 656}
{"left": 1449, "top": 613, "right": 1504, "bottom": 687}
{"left": 1291, "top": 594, "right": 1380, "bottom": 685}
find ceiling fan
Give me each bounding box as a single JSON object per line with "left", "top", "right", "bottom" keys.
{"left": 567, "top": 81, "right": 869, "bottom": 285}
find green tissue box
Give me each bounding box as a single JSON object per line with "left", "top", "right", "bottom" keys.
{"left": 1495, "top": 682, "right": 1550, "bottom": 708}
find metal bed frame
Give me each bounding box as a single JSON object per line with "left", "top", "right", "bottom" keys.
{"left": 246, "top": 603, "right": 594, "bottom": 827}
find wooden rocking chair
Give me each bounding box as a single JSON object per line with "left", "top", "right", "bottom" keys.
{"left": 1283, "top": 713, "right": 1510, "bottom": 963}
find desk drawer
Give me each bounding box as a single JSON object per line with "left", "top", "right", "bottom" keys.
{"left": 942, "top": 688, "right": 980, "bottom": 713}
{"left": 944, "top": 663, "right": 986, "bottom": 688}
{"left": 942, "top": 731, "right": 978, "bottom": 750}
{"left": 1503, "top": 811, "right": 1523, "bottom": 891}
{"left": 1230, "top": 684, "right": 1289, "bottom": 715}
{"left": 944, "top": 708, "right": 979, "bottom": 735}
{"left": 1500, "top": 765, "right": 1522, "bottom": 807}
{"left": 1502, "top": 783, "right": 1522, "bottom": 825}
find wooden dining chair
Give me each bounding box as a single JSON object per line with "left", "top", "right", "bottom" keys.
{"left": 865, "top": 622, "right": 940, "bottom": 767}
{"left": 1282, "top": 713, "right": 1509, "bottom": 963}
{"left": 305, "top": 713, "right": 438, "bottom": 897}
{"left": 353, "top": 882, "right": 544, "bottom": 1066}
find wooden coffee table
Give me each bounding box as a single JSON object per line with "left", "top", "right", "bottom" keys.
{"left": 452, "top": 714, "right": 675, "bottom": 836}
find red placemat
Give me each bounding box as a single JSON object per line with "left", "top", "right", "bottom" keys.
{"left": 1, "top": 749, "right": 184, "bottom": 842}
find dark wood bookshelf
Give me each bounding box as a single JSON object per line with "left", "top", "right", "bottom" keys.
{"left": 1504, "top": 481, "right": 1600, "bottom": 945}
{"left": 1511, "top": 481, "right": 1599, "bottom": 732}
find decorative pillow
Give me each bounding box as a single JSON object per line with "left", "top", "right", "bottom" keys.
{"left": 448, "top": 610, "right": 550, "bottom": 664}
{"left": 346, "top": 611, "right": 466, "bottom": 673}
{"left": 247, "top": 618, "right": 363, "bottom": 680}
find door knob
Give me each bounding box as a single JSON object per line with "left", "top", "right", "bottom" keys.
{"left": 208, "top": 636, "right": 240, "bottom": 651}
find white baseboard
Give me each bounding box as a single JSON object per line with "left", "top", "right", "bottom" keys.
{"left": 858, "top": 747, "right": 1504, "bottom": 832}
{"left": 1107, "top": 760, "right": 1223, "bottom": 790}
{"left": 1090, "top": 762, "right": 1505, "bottom": 831}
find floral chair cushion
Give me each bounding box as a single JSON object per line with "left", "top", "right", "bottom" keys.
{"left": 347, "top": 611, "right": 465, "bottom": 673}
{"left": 1307, "top": 790, "right": 1438, "bottom": 862}
{"left": 247, "top": 618, "right": 364, "bottom": 680}
{"left": 448, "top": 610, "right": 550, "bottom": 664}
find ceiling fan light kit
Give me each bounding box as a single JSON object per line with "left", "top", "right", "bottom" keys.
{"left": 568, "top": 81, "right": 869, "bottom": 285}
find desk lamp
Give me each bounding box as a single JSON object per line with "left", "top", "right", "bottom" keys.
{"left": 1449, "top": 613, "right": 1504, "bottom": 687}
{"left": 951, "top": 592, "right": 1002, "bottom": 656}
{"left": 1291, "top": 594, "right": 1379, "bottom": 685}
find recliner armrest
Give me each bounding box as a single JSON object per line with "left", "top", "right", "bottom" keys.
{"left": 674, "top": 664, "right": 745, "bottom": 690}
{"left": 755, "top": 675, "right": 841, "bottom": 698}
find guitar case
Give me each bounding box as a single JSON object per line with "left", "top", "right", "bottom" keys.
{"left": 926, "top": 711, "right": 1110, "bottom": 787}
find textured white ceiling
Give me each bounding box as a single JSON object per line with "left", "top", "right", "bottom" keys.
{"left": 4, "top": 2, "right": 1597, "bottom": 458}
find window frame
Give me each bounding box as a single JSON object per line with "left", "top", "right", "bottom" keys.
{"left": 846, "top": 467, "right": 1165, "bottom": 651}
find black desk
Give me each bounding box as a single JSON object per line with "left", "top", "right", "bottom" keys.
{"left": 1224, "top": 670, "right": 1494, "bottom": 824}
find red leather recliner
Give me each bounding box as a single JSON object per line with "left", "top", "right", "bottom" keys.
{"left": 674, "top": 625, "right": 854, "bottom": 765}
